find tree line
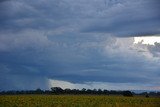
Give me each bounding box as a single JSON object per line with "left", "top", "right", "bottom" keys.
{"left": 0, "top": 87, "right": 160, "bottom": 97}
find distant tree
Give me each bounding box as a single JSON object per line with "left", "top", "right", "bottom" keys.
{"left": 92, "top": 89, "right": 97, "bottom": 94}
{"left": 123, "top": 91, "right": 133, "bottom": 97}
{"left": 81, "top": 88, "right": 86, "bottom": 94}
{"left": 86, "top": 89, "right": 92, "bottom": 94}
{"left": 98, "top": 89, "right": 102, "bottom": 94}
{"left": 72, "top": 89, "right": 79, "bottom": 94}
{"left": 44, "top": 90, "right": 51, "bottom": 94}
{"left": 157, "top": 92, "right": 160, "bottom": 96}
{"left": 149, "top": 92, "right": 157, "bottom": 96}
{"left": 64, "top": 88, "right": 71, "bottom": 94}
{"left": 81, "top": 88, "right": 86, "bottom": 91}
{"left": 110, "top": 90, "right": 117, "bottom": 95}
{"left": 35, "top": 88, "right": 43, "bottom": 94}
{"left": 51, "top": 87, "right": 63, "bottom": 94}
{"left": 140, "top": 92, "right": 147, "bottom": 95}
{"left": 145, "top": 94, "right": 149, "bottom": 98}
{"left": 103, "top": 90, "right": 109, "bottom": 95}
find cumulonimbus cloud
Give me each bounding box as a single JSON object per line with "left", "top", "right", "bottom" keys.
{"left": 0, "top": 0, "right": 160, "bottom": 90}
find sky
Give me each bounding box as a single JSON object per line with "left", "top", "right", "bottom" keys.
{"left": 0, "top": 0, "right": 160, "bottom": 91}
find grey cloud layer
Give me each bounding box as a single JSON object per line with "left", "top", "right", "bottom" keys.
{"left": 1, "top": 0, "right": 160, "bottom": 36}
{"left": 0, "top": 0, "right": 160, "bottom": 90}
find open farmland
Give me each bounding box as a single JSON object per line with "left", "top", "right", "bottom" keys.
{"left": 0, "top": 95, "right": 160, "bottom": 107}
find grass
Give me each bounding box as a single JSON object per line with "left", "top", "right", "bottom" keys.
{"left": 0, "top": 95, "right": 160, "bottom": 107}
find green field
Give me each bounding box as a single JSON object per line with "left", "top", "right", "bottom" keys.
{"left": 0, "top": 95, "right": 160, "bottom": 107}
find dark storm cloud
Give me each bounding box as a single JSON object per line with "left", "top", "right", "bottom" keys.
{"left": 0, "top": 0, "right": 160, "bottom": 90}
{"left": 83, "top": 0, "right": 160, "bottom": 36}
{"left": 0, "top": 0, "right": 10, "bottom": 3}
{"left": 83, "top": 18, "right": 160, "bottom": 37}
{"left": 0, "top": 0, "right": 160, "bottom": 36}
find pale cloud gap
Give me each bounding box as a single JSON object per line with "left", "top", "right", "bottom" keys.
{"left": 49, "top": 79, "right": 160, "bottom": 91}
{"left": 0, "top": 0, "right": 160, "bottom": 91}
